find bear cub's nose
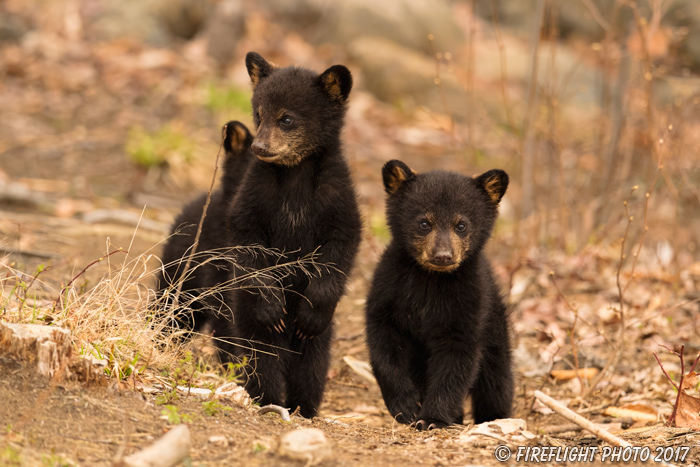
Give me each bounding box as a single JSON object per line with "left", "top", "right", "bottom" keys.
{"left": 433, "top": 250, "right": 453, "bottom": 265}
{"left": 251, "top": 139, "right": 268, "bottom": 156}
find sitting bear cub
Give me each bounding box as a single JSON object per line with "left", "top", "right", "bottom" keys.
{"left": 365, "top": 160, "right": 514, "bottom": 430}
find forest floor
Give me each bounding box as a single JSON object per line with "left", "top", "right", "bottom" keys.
{"left": 2, "top": 2, "right": 700, "bottom": 466}
{"left": 1, "top": 193, "right": 699, "bottom": 466}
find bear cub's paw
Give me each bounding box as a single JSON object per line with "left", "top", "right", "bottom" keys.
{"left": 414, "top": 419, "right": 451, "bottom": 431}
{"left": 385, "top": 391, "right": 421, "bottom": 424}
{"left": 253, "top": 300, "right": 287, "bottom": 334}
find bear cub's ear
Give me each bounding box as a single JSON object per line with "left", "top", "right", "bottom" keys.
{"left": 318, "top": 65, "right": 353, "bottom": 102}
{"left": 246, "top": 52, "right": 276, "bottom": 90}
{"left": 382, "top": 160, "right": 417, "bottom": 195}
{"left": 475, "top": 169, "right": 509, "bottom": 204}
{"left": 223, "top": 120, "right": 252, "bottom": 154}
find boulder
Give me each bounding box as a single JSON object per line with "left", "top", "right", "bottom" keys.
{"left": 205, "top": 0, "right": 246, "bottom": 68}
{"left": 347, "top": 37, "right": 470, "bottom": 116}
{"left": 259, "top": 0, "right": 465, "bottom": 54}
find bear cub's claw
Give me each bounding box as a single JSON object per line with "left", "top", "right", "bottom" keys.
{"left": 414, "top": 419, "right": 450, "bottom": 431}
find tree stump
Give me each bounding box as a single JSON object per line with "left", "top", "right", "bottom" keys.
{"left": 0, "top": 322, "right": 72, "bottom": 378}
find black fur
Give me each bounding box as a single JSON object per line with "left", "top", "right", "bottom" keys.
{"left": 156, "top": 121, "right": 254, "bottom": 333}
{"left": 215, "top": 52, "right": 362, "bottom": 418}
{"left": 365, "top": 160, "right": 513, "bottom": 430}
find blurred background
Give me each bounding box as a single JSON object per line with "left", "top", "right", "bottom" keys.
{"left": 1, "top": 0, "right": 699, "bottom": 349}
{"left": 1, "top": 0, "right": 699, "bottom": 258}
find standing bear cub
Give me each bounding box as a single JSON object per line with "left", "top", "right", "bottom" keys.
{"left": 157, "top": 121, "right": 254, "bottom": 333}
{"left": 214, "top": 52, "right": 362, "bottom": 418}
{"left": 365, "top": 160, "right": 513, "bottom": 430}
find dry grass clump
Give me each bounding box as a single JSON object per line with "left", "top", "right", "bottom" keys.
{"left": 1, "top": 233, "right": 329, "bottom": 385}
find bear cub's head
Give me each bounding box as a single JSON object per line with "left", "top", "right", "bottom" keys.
{"left": 245, "top": 51, "right": 353, "bottom": 167}
{"left": 382, "top": 160, "right": 508, "bottom": 273}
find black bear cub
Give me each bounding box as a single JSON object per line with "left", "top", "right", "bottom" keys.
{"left": 365, "top": 160, "right": 513, "bottom": 430}
{"left": 213, "top": 52, "right": 361, "bottom": 418}
{"left": 157, "top": 121, "right": 254, "bottom": 333}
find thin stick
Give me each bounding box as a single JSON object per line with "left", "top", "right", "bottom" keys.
{"left": 669, "top": 345, "right": 685, "bottom": 426}
{"left": 534, "top": 390, "right": 632, "bottom": 447}
{"left": 580, "top": 0, "right": 611, "bottom": 31}
{"left": 489, "top": 0, "right": 515, "bottom": 132}
{"left": 519, "top": 0, "right": 546, "bottom": 231}
{"left": 653, "top": 352, "right": 678, "bottom": 390}
{"left": 53, "top": 248, "right": 126, "bottom": 311}
{"left": 690, "top": 352, "right": 700, "bottom": 374}
{"left": 18, "top": 264, "right": 50, "bottom": 315}
{"left": 258, "top": 404, "right": 291, "bottom": 422}
{"left": 172, "top": 125, "right": 227, "bottom": 307}
{"left": 426, "top": 35, "right": 455, "bottom": 146}
{"left": 581, "top": 187, "right": 637, "bottom": 399}
{"left": 466, "top": 0, "right": 476, "bottom": 161}
{"left": 656, "top": 344, "right": 700, "bottom": 426}
{"left": 548, "top": 271, "right": 584, "bottom": 391}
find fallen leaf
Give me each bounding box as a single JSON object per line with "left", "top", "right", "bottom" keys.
{"left": 604, "top": 404, "right": 658, "bottom": 424}
{"left": 458, "top": 418, "right": 537, "bottom": 447}
{"left": 676, "top": 372, "right": 700, "bottom": 429}
{"left": 353, "top": 404, "right": 380, "bottom": 414}
{"left": 550, "top": 368, "right": 599, "bottom": 381}
{"left": 342, "top": 355, "right": 377, "bottom": 383}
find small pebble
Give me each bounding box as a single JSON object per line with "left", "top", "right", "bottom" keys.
{"left": 278, "top": 428, "right": 332, "bottom": 464}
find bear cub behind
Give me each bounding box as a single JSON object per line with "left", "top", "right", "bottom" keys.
{"left": 157, "top": 121, "right": 254, "bottom": 333}
{"left": 365, "top": 160, "right": 513, "bottom": 430}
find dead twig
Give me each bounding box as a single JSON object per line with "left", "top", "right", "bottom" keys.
{"left": 534, "top": 390, "right": 632, "bottom": 447}
{"left": 171, "top": 125, "right": 227, "bottom": 307}
{"left": 259, "top": 404, "right": 291, "bottom": 422}
{"left": 518, "top": 0, "right": 546, "bottom": 230}
{"left": 581, "top": 186, "right": 637, "bottom": 399}
{"left": 548, "top": 271, "right": 584, "bottom": 391}
{"left": 18, "top": 264, "right": 50, "bottom": 316}
{"left": 653, "top": 344, "right": 700, "bottom": 426}
{"left": 488, "top": 0, "right": 516, "bottom": 132}
{"left": 53, "top": 248, "right": 127, "bottom": 311}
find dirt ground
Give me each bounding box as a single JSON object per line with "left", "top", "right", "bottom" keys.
{"left": 1, "top": 211, "right": 699, "bottom": 466}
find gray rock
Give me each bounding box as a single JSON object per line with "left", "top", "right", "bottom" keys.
{"left": 260, "top": 0, "right": 465, "bottom": 54}
{"left": 205, "top": 0, "right": 245, "bottom": 68}
{"left": 670, "top": 0, "right": 700, "bottom": 70}
{"left": 278, "top": 428, "right": 332, "bottom": 464}
{"left": 347, "top": 37, "right": 470, "bottom": 116}
{"left": 82, "top": 0, "right": 169, "bottom": 46}
{"left": 0, "top": 9, "right": 30, "bottom": 44}
{"left": 474, "top": 0, "right": 622, "bottom": 41}
{"left": 157, "top": 0, "right": 212, "bottom": 40}
{"left": 348, "top": 35, "right": 600, "bottom": 121}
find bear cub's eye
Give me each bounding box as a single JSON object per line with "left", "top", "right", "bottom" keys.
{"left": 419, "top": 220, "right": 430, "bottom": 231}
{"left": 456, "top": 222, "right": 467, "bottom": 232}
{"left": 280, "top": 116, "right": 293, "bottom": 126}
